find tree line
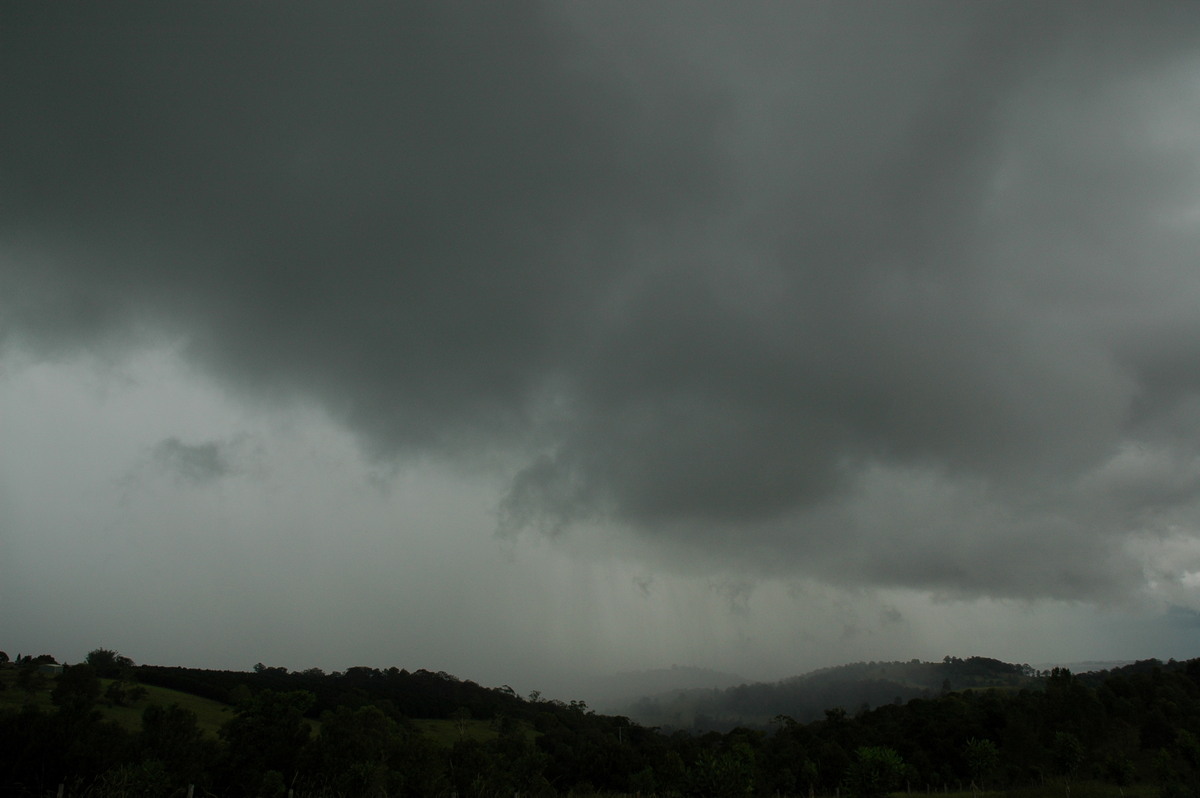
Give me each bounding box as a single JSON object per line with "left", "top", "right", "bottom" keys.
{"left": 1, "top": 651, "right": 1199, "bottom": 797}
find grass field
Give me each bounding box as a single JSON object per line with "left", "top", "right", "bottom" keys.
{"left": 96, "top": 680, "right": 236, "bottom": 737}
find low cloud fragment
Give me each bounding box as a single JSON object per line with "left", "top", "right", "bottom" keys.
{"left": 152, "top": 438, "right": 234, "bottom": 484}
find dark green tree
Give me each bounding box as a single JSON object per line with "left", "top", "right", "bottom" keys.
{"left": 217, "top": 689, "right": 314, "bottom": 795}
{"left": 15, "top": 659, "right": 45, "bottom": 702}
{"left": 1052, "top": 731, "right": 1084, "bottom": 781}
{"left": 964, "top": 737, "right": 999, "bottom": 790}
{"left": 1102, "top": 753, "right": 1135, "bottom": 788}
{"left": 306, "top": 704, "right": 405, "bottom": 796}
{"left": 844, "top": 746, "right": 905, "bottom": 798}
{"left": 684, "top": 746, "right": 756, "bottom": 798}
{"left": 51, "top": 663, "right": 101, "bottom": 718}
{"left": 140, "top": 703, "right": 213, "bottom": 785}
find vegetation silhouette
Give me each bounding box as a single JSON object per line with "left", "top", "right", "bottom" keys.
{"left": 1, "top": 649, "right": 1199, "bottom": 797}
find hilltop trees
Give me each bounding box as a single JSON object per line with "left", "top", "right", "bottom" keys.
{"left": 80, "top": 648, "right": 147, "bottom": 707}
{"left": 85, "top": 648, "right": 134, "bottom": 679}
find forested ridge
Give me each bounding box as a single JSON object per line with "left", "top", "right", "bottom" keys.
{"left": 2, "top": 650, "right": 1199, "bottom": 797}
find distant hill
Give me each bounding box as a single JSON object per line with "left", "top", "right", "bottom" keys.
{"left": 621, "top": 655, "right": 1041, "bottom": 731}
{"left": 579, "top": 665, "right": 748, "bottom": 713}
{"left": 1032, "top": 660, "right": 1133, "bottom": 675}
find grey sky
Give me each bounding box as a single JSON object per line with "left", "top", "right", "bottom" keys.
{"left": 3, "top": 1, "right": 1200, "bottom": 695}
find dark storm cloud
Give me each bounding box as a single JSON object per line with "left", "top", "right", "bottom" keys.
{"left": 5, "top": 2, "right": 1200, "bottom": 601}
{"left": 1, "top": 2, "right": 724, "bottom": 415}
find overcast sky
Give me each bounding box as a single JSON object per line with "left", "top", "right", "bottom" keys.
{"left": 4, "top": 1, "right": 1200, "bottom": 700}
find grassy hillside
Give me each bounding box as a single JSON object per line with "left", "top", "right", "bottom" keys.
{"left": 0, "top": 668, "right": 527, "bottom": 746}
{"left": 0, "top": 668, "right": 232, "bottom": 737}
{"left": 96, "top": 680, "right": 234, "bottom": 737}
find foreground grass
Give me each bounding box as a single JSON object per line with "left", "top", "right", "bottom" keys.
{"left": 430, "top": 786, "right": 1157, "bottom": 798}
{"left": 536, "top": 780, "right": 1161, "bottom": 798}
{"left": 907, "top": 783, "right": 1155, "bottom": 798}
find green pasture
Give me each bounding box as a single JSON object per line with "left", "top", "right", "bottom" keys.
{"left": 97, "top": 680, "right": 234, "bottom": 737}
